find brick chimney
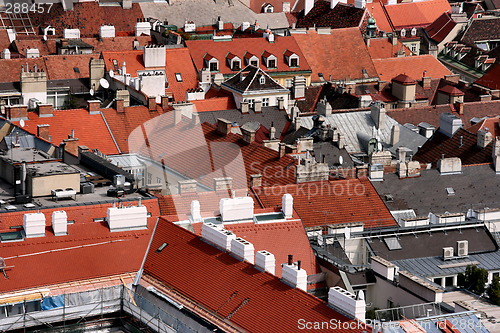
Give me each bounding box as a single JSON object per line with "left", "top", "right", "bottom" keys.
{"left": 455, "top": 101, "right": 464, "bottom": 115}
{"left": 63, "top": 133, "right": 80, "bottom": 156}
{"left": 178, "top": 179, "right": 197, "bottom": 194}
{"left": 214, "top": 177, "right": 232, "bottom": 191}
{"left": 161, "top": 95, "right": 169, "bottom": 110}
{"left": 241, "top": 127, "right": 256, "bottom": 144}
{"left": 279, "top": 142, "right": 286, "bottom": 158}
{"left": 422, "top": 77, "right": 432, "bottom": 89}
{"left": 87, "top": 100, "right": 100, "bottom": 114}
{"left": 115, "top": 99, "right": 124, "bottom": 112}
{"left": 217, "top": 118, "right": 232, "bottom": 135}
{"left": 250, "top": 174, "right": 262, "bottom": 187}
{"left": 37, "top": 124, "right": 50, "bottom": 141}
{"left": 7, "top": 105, "right": 28, "bottom": 120}
{"left": 148, "top": 96, "right": 156, "bottom": 111}
{"left": 37, "top": 104, "right": 53, "bottom": 117}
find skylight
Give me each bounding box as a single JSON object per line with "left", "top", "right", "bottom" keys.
{"left": 175, "top": 73, "right": 183, "bottom": 82}
{"left": 384, "top": 237, "right": 402, "bottom": 250}
{"left": 73, "top": 67, "right": 80, "bottom": 73}
{"left": 446, "top": 187, "right": 455, "bottom": 196}
{"left": 156, "top": 242, "right": 168, "bottom": 253}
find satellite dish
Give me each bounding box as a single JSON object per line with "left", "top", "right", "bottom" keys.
{"left": 19, "top": 119, "right": 25, "bottom": 128}
{"left": 90, "top": 88, "right": 94, "bottom": 96}
{"left": 339, "top": 156, "right": 343, "bottom": 165}
{"left": 100, "top": 78, "right": 110, "bottom": 89}
{"left": 109, "top": 70, "right": 114, "bottom": 78}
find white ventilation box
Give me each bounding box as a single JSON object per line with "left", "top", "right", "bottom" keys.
{"left": 282, "top": 263, "right": 307, "bottom": 291}
{"left": 143, "top": 46, "right": 166, "bottom": 68}
{"left": 255, "top": 250, "right": 275, "bottom": 275}
{"left": 23, "top": 212, "right": 46, "bottom": 238}
{"left": 99, "top": 25, "right": 115, "bottom": 38}
{"left": 282, "top": 193, "right": 293, "bottom": 218}
{"left": 328, "top": 287, "right": 366, "bottom": 322}
{"left": 26, "top": 48, "right": 39, "bottom": 58}
{"left": 457, "top": 240, "right": 468, "bottom": 257}
{"left": 231, "top": 237, "right": 255, "bottom": 264}
{"left": 63, "top": 28, "right": 81, "bottom": 39}
{"left": 52, "top": 210, "right": 68, "bottom": 236}
{"left": 135, "top": 21, "right": 151, "bottom": 36}
{"left": 201, "top": 222, "right": 236, "bottom": 251}
{"left": 219, "top": 196, "right": 254, "bottom": 222}
{"left": 106, "top": 205, "right": 148, "bottom": 232}
{"left": 443, "top": 247, "right": 454, "bottom": 259}
{"left": 191, "top": 200, "right": 202, "bottom": 222}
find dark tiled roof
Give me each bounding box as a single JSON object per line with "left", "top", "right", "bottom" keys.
{"left": 142, "top": 220, "right": 368, "bottom": 333}
{"left": 295, "top": 1, "right": 365, "bottom": 29}
{"left": 28, "top": 3, "right": 144, "bottom": 37}
{"left": 461, "top": 17, "right": 500, "bottom": 47}
{"left": 222, "top": 65, "right": 286, "bottom": 93}
{"left": 424, "top": 12, "right": 457, "bottom": 43}
{"left": 413, "top": 128, "right": 492, "bottom": 166}
{"left": 463, "top": 2, "right": 484, "bottom": 19}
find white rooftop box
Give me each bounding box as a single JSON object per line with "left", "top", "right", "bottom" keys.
{"left": 23, "top": 212, "right": 46, "bottom": 238}
{"left": 107, "top": 205, "right": 148, "bottom": 232}
{"left": 219, "top": 196, "right": 254, "bottom": 222}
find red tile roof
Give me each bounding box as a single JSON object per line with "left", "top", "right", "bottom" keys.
{"left": 383, "top": 0, "right": 451, "bottom": 29}
{"left": 128, "top": 119, "right": 297, "bottom": 189}
{"left": 12, "top": 109, "right": 120, "bottom": 155}
{"left": 13, "top": 38, "right": 58, "bottom": 57}
{"left": 467, "top": 117, "right": 500, "bottom": 137}
{"left": 438, "top": 85, "right": 465, "bottom": 96}
{"left": 192, "top": 90, "right": 237, "bottom": 112}
{"left": 28, "top": 3, "right": 144, "bottom": 37}
{"left": 475, "top": 63, "right": 500, "bottom": 90}
{"left": 367, "top": 38, "right": 412, "bottom": 59}
{"left": 81, "top": 36, "right": 153, "bottom": 53}
{"left": 367, "top": 3, "right": 394, "bottom": 33}
{"left": 0, "top": 198, "right": 160, "bottom": 293}
{"left": 100, "top": 105, "right": 168, "bottom": 153}
{"left": 413, "top": 127, "right": 493, "bottom": 166}
{"left": 392, "top": 74, "right": 417, "bottom": 84}
{"left": 425, "top": 12, "right": 457, "bottom": 43}
{"left": 293, "top": 28, "right": 378, "bottom": 83}
{"left": 101, "top": 48, "right": 198, "bottom": 102}
{"left": 185, "top": 36, "right": 311, "bottom": 76}
{"left": 372, "top": 55, "right": 451, "bottom": 81}
{"left": 252, "top": 179, "right": 397, "bottom": 229}
{"left": 142, "top": 220, "right": 369, "bottom": 333}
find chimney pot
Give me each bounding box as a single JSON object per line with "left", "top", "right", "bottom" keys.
{"left": 148, "top": 96, "right": 156, "bottom": 111}
{"left": 297, "top": 260, "right": 302, "bottom": 270}
{"left": 115, "top": 99, "right": 124, "bottom": 112}
{"left": 288, "top": 254, "right": 293, "bottom": 265}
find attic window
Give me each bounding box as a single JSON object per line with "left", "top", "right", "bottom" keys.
{"left": 290, "top": 57, "right": 298, "bottom": 67}
{"left": 73, "top": 67, "right": 80, "bottom": 73}
{"left": 232, "top": 59, "right": 241, "bottom": 71}
{"left": 267, "top": 59, "right": 276, "bottom": 68}
{"left": 446, "top": 187, "right": 455, "bottom": 196}
{"left": 175, "top": 73, "right": 183, "bottom": 82}
{"left": 259, "top": 76, "right": 265, "bottom": 84}
{"left": 156, "top": 242, "right": 168, "bottom": 253}
{"left": 250, "top": 60, "right": 258, "bottom": 67}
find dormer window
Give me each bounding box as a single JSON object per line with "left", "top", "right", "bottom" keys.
{"left": 262, "top": 3, "right": 274, "bottom": 12}
{"left": 204, "top": 53, "right": 219, "bottom": 72}
{"left": 259, "top": 76, "right": 265, "bottom": 84}
{"left": 284, "top": 50, "right": 299, "bottom": 68}
{"left": 244, "top": 52, "right": 259, "bottom": 67}
{"left": 262, "top": 51, "right": 277, "bottom": 69}
{"left": 226, "top": 53, "right": 241, "bottom": 71}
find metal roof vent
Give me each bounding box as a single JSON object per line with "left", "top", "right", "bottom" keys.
{"left": 446, "top": 187, "right": 455, "bottom": 196}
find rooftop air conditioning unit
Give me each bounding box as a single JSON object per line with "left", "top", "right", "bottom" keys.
{"left": 457, "top": 240, "right": 468, "bottom": 257}
{"left": 443, "top": 247, "right": 454, "bottom": 260}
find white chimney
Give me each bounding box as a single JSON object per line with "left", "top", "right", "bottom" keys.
{"left": 354, "top": 0, "right": 366, "bottom": 8}
{"left": 219, "top": 196, "right": 254, "bottom": 222}
{"left": 2, "top": 48, "right": 10, "bottom": 59}
{"left": 282, "top": 257, "right": 307, "bottom": 291}
{"left": 143, "top": 45, "right": 166, "bottom": 68}
{"left": 23, "top": 212, "right": 46, "bottom": 238}
{"left": 191, "top": 200, "right": 202, "bottom": 222}
{"left": 217, "top": 17, "right": 224, "bottom": 30}
{"left": 305, "top": 0, "right": 314, "bottom": 15}
{"left": 255, "top": 250, "right": 276, "bottom": 275}
{"left": 63, "top": 28, "right": 81, "bottom": 39}
{"left": 439, "top": 113, "right": 463, "bottom": 137}
{"left": 106, "top": 205, "right": 148, "bottom": 232}
{"left": 201, "top": 222, "right": 236, "bottom": 251}
{"left": 282, "top": 193, "right": 293, "bottom": 218}
{"left": 267, "top": 33, "right": 275, "bottom": 43}
{"left": 231, "top": 237, "right": 255, "bottom": 264}
{"left": 52, "top": 210, "right": 68, "bottom": 236}
{"left": 135, "top": 20, "right": 151, "bottom": 36}
{"left": 328, "top": 287, "right": 366, "bottom": 322}
{"left": 437, "top": 157, "right": 462, "bottom": 175}
{"left": 26, "top": 48, "right": 40, "bottom": 58}
{"left": 99, "top": 25, "right": 116, "bottom": 38}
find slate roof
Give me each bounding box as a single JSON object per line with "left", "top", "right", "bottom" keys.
{"left": 371, "top": 164, "right": 500, "bottom": 215}
{"left": 0, "top": 198, "right": 160, "bottom": 293}
{"left": 413, "top": 128, "right": 493, "bottom": 167}
{"left": 372, "top": 55, "right": 452, "bottom": 81}
{"left": 295, "top": 1, "right": 366, "bottom": 29}
{"left": 292, "top": 28, "right": 378, "bottom": 83}
{"left": 185, "top": 36, "right": 311, "bottom": 76}
{"left": 461, "top": 17, "right": 500, "bottom": 47}
{"left": 222, "top": 65, "right": 288, "bottom": 93}
{"left": 300, "top": 110, "right": 428, "bottom": 154}
{"left": 142, "top": 220, "right": 369, "bottom": 333}
{"left": 424, "top": 12, "right": 457, "bottom": 43}
{"left": 253, "top": 178, "right": 398, "bottom": 229}
{"left": 28, "top": 3, "right": 144, "bottom": 37}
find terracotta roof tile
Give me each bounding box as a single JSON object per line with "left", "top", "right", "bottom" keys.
{"left": 413, "top": 127, "right": 492, "bottom": 166}
{"left": 372, "top": 55, "right": 451, "bottom": 81}
{"left": 143, "top": 220, "right": 369, "bottom": 333}
{"left": 293, "top": 28, "right": 378, "bottom": 83}
{"left": 367, "top": 38, "right": 412, "bottom": 59}
{"left": 424, "top": 12, "right": 457, "bottom": 43}
{"left": 12, "top": 109, "right": 120, "bottom": 155}
{"left": 0, "top": 198, "right": 160, "bottom": 293}
{"left": 438, "top": 85, "right": 465, "bottom": 96}
{"left": 253, "top": 179, "right": 397, "bottom": 229}
{"left": 392, "top": 74, "right": 417, "bottom": 84}
{"left": 185, "top": 36, "right": 311, "bottom": 76}
{"left": 476, "top": 63, "right": 500, "bottom": 90}
{"left": 467, "top": 117, "right": 500, "bottom": 137}
{"left": 383, "top": 0, "right": 451, "bottom": 29}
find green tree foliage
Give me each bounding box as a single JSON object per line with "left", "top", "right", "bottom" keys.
{"left": 457, "top": 265, "right": 488, "bottom": 294}
{"left": 487, "top": 276, "right": 500, "bottom": 306}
